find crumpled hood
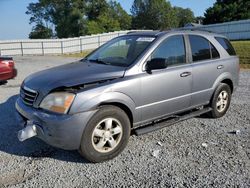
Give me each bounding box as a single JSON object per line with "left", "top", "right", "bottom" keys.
{"left": 23, "top": 61, "right": 126, "bottom": 94}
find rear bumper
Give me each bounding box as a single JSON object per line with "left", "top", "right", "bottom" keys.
{"left": 0, "top": 68, "right": 17, "bottom": 81}
{"left": 15, "top": 97, "right": 96, "bottom": 150}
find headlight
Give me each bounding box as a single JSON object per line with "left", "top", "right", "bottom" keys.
{"left": 40, "top": 92, "right": 75, "bottom": 114}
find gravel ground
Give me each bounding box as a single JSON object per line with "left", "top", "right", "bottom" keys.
{"left": 0, "top": 56, "right": 249, "bottom": 188}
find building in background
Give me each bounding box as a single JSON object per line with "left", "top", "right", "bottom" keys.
{"left": 184, "top": 19, "right": 250, "bottom": 40}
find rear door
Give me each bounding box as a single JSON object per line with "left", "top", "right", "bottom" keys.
{"left": 188, "top": 35, "right": 222, "bottom": 107}
{"left": 139, "top": 35, "right": 192, "bottom": 121}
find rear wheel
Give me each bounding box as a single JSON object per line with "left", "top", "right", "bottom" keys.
{"left": 79, "top": 106, "right": 131, "bottom": 163}
{"left": 208, "top": 83, "right": 232, "bottom": 118}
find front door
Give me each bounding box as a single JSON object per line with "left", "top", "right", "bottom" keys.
{"left": 139, "top": 35, "right": 192, "bottom": 122}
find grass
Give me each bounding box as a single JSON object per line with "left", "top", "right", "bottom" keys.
{"left": 231, "top": 41, "right": 250, "bottom": 69}
{"left": 63, "top": 41, "right": 250, "bottom": 69}
{"left": 62, "top": 50, "right": 92, "bottom": 58}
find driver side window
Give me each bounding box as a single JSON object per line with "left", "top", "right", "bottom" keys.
{"left": 151, "top": 35, "right": 186, "bottom": 67}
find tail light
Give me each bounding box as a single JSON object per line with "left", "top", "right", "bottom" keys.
{"left": 1, "top": 60, "right": 15, "bottom": 68}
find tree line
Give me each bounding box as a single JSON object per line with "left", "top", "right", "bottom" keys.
{"left": 203, "top": 0, "right": 250, "bottom": 24}
{"left": 26, "top": 0, "right": 250, "bottom": 39}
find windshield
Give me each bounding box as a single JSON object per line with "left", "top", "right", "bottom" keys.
{"left": 85, "top": 35, "right": 155, "bottom": 67}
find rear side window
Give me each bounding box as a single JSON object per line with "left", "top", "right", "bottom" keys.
{"left": 215, "top": 37, "right": 236, "bottom": 56}
{"left": 189, "top": 35, "right": 211, "bottom": 62}
{"left": 189, "top": 35, "right": 220, "bottom": 62}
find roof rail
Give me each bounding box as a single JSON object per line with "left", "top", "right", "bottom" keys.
{"left": 172, "top": 27, "right": 214, "bottom": 33}
{"left": 127, "top": 30, "right": 160, "bottom": 35}
{"left": 127, "top": 31, "right": 138, "bottom": 34}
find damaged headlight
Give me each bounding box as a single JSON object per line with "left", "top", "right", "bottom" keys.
{"left": 40, "top": 92, "right": 75, "bottom": 114}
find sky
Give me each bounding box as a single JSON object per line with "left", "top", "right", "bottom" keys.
{"left": 0, "top": 0, "right": 216, "bottom": 40}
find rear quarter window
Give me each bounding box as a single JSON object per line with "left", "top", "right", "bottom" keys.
{"left": 215, "top": 37, "right": 236, "bottom": 56}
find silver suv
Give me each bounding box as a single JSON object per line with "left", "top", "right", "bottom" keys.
{"left": 16, "top": 30, "right": 239, "bottom": 162}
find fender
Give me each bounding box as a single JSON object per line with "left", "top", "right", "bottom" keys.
{"left": 212, "top": 72, "right": 234, "bottom": 91}
{"left": 70, "top": 91, "right": 136, "bottom": 118}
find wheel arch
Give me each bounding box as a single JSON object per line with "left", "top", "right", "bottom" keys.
{"left": 98, "top": 102, "right": 134, "bottom": 128}
{"left": 221, "top": 79, "right": 234, "bottom": 93}
{"left": 212, "top": 72, "right": 234, "bottom": 93}
{"left": 71, "top": 91, "right": 136, "bottom": 127}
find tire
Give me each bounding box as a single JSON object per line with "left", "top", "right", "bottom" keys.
{"left": 79, "top": 105, "right": 131, "bottom": 163}
{"left": 208, "top": 83, "right": 232, "bottom": 118}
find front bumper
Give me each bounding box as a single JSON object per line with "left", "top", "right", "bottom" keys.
{"left": 15, "top": 97, "right": 96, "bottom": 150}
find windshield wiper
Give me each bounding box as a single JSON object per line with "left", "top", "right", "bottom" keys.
{"left": 88, "top": 59, "right": 110, "bottom": 65}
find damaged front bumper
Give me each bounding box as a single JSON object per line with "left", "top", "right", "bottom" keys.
{"left": 15, "top": 97, "right": 96, "bottom": 150}
{"left": 18, "top": 121, "right": 37, "bottom": 141}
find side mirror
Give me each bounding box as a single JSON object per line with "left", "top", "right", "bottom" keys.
{"left": 146, "top": 58, "right": 168, "bottom": 71}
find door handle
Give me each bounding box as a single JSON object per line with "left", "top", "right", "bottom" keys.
{"left": 180, "top": 72, "right": 192, "bottom": 77}
{"left": 217, "top": 65, "right": 224, "bottom": 69}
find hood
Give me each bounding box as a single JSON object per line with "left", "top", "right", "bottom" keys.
{"left": 24, "top": 60, "right": 126, "bottom": 94}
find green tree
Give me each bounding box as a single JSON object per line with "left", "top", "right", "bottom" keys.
{"left": 85, "top": 1, "right": 131, "bottom": 34}
{"left": 174, "top": 7, "right": 195, "bottom": 27}
{"left": 29, "top": 24, "right": 53, "bottom": 39}
{"left": 109, "top": 1, "right": 132, "bottom": 30}
{"left": 131, "top": 0, "right": 195, "bottom": 30}
{"left": 203, "top": 0, "right": 250, "bottom": 24}
{"left": 86, "top": 20, "right": 104, "bottom": 34}
{"left": 131, "top": 0, "right": 177, "bottom": 30}
{"left": 195, "top": 16, "right": 204, "bottom": 25}
{"left": 27, "top": 0, "right": 86, "bottom": 38}
{"left": 86, "top": 13, "right": 120, "bottom": 35}
{"left": 26, "top": 0, "right": 53, "bottom": 28}
{"left": 85, "top": 0, "right": 109, "bottom": 20}
{"left": 26, "top": 0, "right": 131, "bottom": 38}
{"left": 50, "top": 1, "right": 86, "bottom": 38}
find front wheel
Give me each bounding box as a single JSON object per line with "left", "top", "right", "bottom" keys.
{"left": 79, "top": 106, "right": 131, "bottom": 163}
{"left": 208, "top": 83, "right": 232, "bottom": 118}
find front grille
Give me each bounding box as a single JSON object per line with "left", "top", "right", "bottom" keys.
{"left": 20, "top": 86, "right": 38, "bottom": 106}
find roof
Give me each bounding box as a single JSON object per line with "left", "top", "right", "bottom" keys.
{"left": 126, "top": 29, "right": 223, "bottom": 38}
{"left": 126, "top": 31, "right": 162, "bottom": 37}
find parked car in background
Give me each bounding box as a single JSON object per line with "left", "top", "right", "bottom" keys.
{"left": 0, "top": 57, "right": 17, "bottom": 83}
{"left": 16, "top": 30, "right": 239, "bottom": 162}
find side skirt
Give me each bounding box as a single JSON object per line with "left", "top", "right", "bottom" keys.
{"left": 134, "top": 107, "right": 212, "bottom": 136}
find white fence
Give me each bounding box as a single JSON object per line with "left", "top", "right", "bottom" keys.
{"left": 186, "top": 19, "right": 250, "bottom": 40}
{"left": 0, "top": 30, "right": 145, "bottom": 56}
{"left": 1, "top": 20, "right": 250, "bottom": 56}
